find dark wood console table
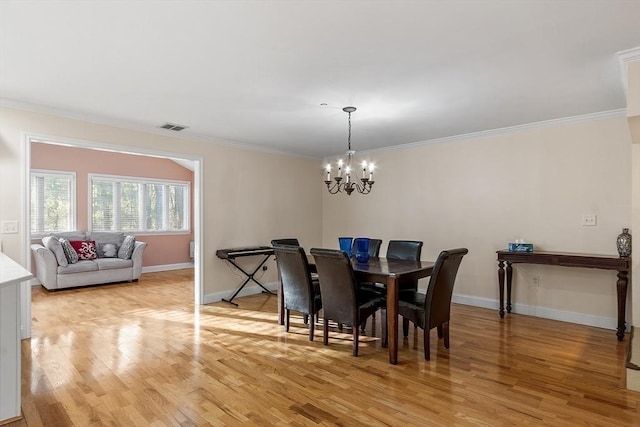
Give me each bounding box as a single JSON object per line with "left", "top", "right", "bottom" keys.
{"left": 496, "top": 250, "right": 630, "bottom": 341}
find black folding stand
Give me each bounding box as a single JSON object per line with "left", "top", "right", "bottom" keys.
{"left": 216, "top": 246, "right": 275, "bottom": 306}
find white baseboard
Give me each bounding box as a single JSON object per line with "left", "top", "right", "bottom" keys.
{"left": 452, "top": 293, "right": 622, "bottom": 331}
{"left": 142, "top": 262, "right": 194, "bottom": 273}
{"left": 204, "top": 281, "right": 279, "bottom": 305}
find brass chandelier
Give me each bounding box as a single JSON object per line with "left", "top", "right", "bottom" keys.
{"left": 324, "top": 106, "right": 375, "bottom": 195}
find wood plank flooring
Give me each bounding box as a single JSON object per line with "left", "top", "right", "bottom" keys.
{"left": 9, "top": 269, "right": 640, "bottom": 426}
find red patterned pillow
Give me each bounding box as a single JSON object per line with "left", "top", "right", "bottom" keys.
{"left": 70, "top": 240, "right": 98, "bottom": 260}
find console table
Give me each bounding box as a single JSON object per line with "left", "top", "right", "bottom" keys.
{"left": 496, "top": 250, "right": 630, "bottom": 341}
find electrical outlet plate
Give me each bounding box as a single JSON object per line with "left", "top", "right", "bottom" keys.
{"left": 581, "top": 214, "right": 597, "bottom": 226}
{"left": 531, "top": 276, "right": 539, "bottom": 286}
{"left": 1, "top": 220, "right": 18, "bottom": 234}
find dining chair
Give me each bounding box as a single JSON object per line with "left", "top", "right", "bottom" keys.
{"left": 271, "top": 238, "right": 300, "bottom": 247}
{"left": 273, "top": 245, "right": 322, "bottom": 341}
{"left": 310, "top": 248, "right": 386, "bottom": 356}
{"left": 351, "top": 238, "right": 382, "bottom": 259}
{"left": 387, "top": 240, "right": 424, "bottom": 292}
{"left": 397, "top": 248, "right": 468, "bottom": 360}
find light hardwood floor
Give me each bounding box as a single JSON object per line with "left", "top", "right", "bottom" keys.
{"left": 9, "top": 269, "right": 640, "bottom": 426}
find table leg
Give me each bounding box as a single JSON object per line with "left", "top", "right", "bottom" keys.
{"left": 616, "top": 269, "right": 628, "bottom": 342}
{"left": 506, "top": 261, "right": 513, "bottom": 313}
{"left": 498, "top": 260, "right": 505, "bottom": 318}
{"left": 387, "top": 276, "right": 399, "bottom": 365}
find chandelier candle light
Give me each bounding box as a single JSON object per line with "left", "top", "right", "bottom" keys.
{"left": 324, "top": 106, "right": 375, "bottom": 195}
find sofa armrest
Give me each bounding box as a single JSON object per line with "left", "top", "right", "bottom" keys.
{"left": 31, "top": 244, "right": 58, "bottom": 289}
{"left": 131, "top": 241, "right": 148, "bottom": 280}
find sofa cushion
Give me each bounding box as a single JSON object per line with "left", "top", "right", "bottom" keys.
{"left": 57, "top": 260, "right": 99, "bottom": 274}
{"left": 70, "top": 240, "right": 98, "bottom": 260}
{"left": 51, "top": 231, "right": 86, "bottom": 241}
{"left": 97, "top": 242, "right": 118, "bottom": 258}
{"left": 118, "top": 235, "right": 136, "bottom": 259}
{"left": 42, "top": 236, "right": 68, "bottom": 267}
{"left": 59, "top": 238, "right": 79, "bottom": 264}
{"left": 96, "top": 258, "right": 133, "bottom": 270}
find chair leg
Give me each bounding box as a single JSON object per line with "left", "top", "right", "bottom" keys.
{"left": 424, "top": 327, "right": 431, "bottom": 361}
{"left": 402, "top": 317, "right": 410, "bottom": 337}
{"left": 443, "top": 322, "right": 450, "bottom": 349}
{"left": 303, "top": 314, "right": 309, "bottom": 325}
{"left": 309, "top": 315, "right": 315, "bottom": 341}
{"left": 285, "top": 309, "right": 290, "bottom": 332}
{"left": 437, "top": 324, "right": 443, "bottom": 338}
{"left": 323, "top": 317, "right": 329, "bottom": 345}
{"left": 353, "top": 324, "right": 359, "bottom": 357}
{"left": 360, "top": 318, "right": 367, "bottom": 333}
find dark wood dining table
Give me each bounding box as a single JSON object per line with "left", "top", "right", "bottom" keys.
{"left": 277, "top": 256, "right": 435, "bottom": 365}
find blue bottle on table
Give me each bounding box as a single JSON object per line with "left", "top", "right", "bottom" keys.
{"left": 354, "top": 238, "right": 370, "bottom": 263}
{"left": 338, "top": 237, "right": 353, "bottom": 258}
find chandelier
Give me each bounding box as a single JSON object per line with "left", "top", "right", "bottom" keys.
{"left": 324, "top": 106, "right": 375, "bottom": 195}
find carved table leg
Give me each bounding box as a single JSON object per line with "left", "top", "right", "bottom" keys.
{"left": 616, "top": 269, "right": 628, "bottom": 342}
{"left": 498, "top": 260, "right": 505, "bottom": 318}
{"left": 506, "top": 261, "right": 513, "bottom": 313}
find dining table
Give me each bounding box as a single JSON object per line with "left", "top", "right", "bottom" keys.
{"left": 277, "top": 256, "right": 435, "bottom": 365}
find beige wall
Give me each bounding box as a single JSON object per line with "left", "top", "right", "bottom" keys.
{"left": 0, "top": 106, "right": 323, "bottom": 299}
{"left": 323, "top": 116, "right": 632, "bottom": 328}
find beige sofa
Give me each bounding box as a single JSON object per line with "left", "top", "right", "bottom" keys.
{"left": 31, "top": 231, "right": 147, "bottom": 290}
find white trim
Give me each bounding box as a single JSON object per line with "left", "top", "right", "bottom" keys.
{"left": 203, "top": 281, "right": 279, "bottom": 305}
{"left": 1, "top": 99, "right": 317, "bottom": 160}
{"left": 141, "top": 263, "right": 194, "bottom": 273}
{"left": 347, "top": 109, "right": 628, "bottom": 158}
{"left": 617, "top": 46, "right": 640, "bottom": 91}
{"left": 452, "top": 293, "right": 624, "bottom": 332}
{"left": 21, "top": 136, "right": 31, "bottom": 339}
{"left": 23, "top": 133, "right": 204, "bottom": 306}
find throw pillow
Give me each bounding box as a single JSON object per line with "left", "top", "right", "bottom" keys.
{"left": 118, "top": 235, "right": 136, "bottom": 259}
{"left": 97, "top": 242, "right": 118, "bottom": 258}
{"left": 58, "top": 238, "right": 79, "bottom": 264}
{"left": 42, "top": 236, "right": 68, "bottom": 267}
{"left": 70, "top": 240, "right": 98, "bottom": 260}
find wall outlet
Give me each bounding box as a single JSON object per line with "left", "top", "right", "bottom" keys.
{"left": 1, "top": 220, "right": 18, "bottom": 234}
{"left": 531, "top": 276, "right": 539, "bottom": 286}
{"left": 581, "top": 214, "right": 597, "bottom": 226}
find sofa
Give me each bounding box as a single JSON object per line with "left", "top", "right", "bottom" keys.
{"left": 31, "top": 231, "right": 147, "bottom": 290}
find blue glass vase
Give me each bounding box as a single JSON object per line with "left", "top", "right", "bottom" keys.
{"left": 338, "top": 237, "right": 353, "bottom": 258}
{"left": 354, "top": 238, "right": 370, "bottom": 263}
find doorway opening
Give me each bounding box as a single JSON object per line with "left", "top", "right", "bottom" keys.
{"left": 22, "top": 133, "right": 203, "bottom": 338}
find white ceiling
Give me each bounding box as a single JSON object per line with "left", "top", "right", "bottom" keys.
{"left": 1, "top": 1, "right": 639, "bottom": 159}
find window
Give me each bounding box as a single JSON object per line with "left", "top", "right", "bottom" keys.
{"left": 90, "top": 174, "right": 190, "bottom": 233}
{"left": 30, "top": 170, "right": 76, "bottom": 236}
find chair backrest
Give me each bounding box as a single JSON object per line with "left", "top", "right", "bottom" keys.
{"left": 310, "top": 248, "right": 358, "bottom": 325}
{"left": 273, "top": 245, "right": 315, "bottom": 314}
{"left": 351, "top": 238, "right": 382, "bottom": 258}
{"left": 271, "top": 238, "right": 300, "bottom": 247}
{"left": 425, "top": 248, "right": 468, "bottom": 328}
{"left": 386, "top": 240, "right": 423, "bottom": 260}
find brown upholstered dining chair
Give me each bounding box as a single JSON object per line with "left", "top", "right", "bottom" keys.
{"left": 273, "top": 245, "right": 322, "bottom": 341}
{"left": 398, "top": 248, "right": 468, "bottom": 360}
{"left": 387, "top": 240, "right": 424, "bottom": 291}
{"left": 350, "top": 238, "right": 383, "bottom": 259}
{"left": 271, "top": 238, "right": 300, "bottom": 247}
{"left": 310, "top": 248, "right": 386, "bottom": 356}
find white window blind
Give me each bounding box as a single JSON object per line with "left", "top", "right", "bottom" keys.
{"left": 30, "top": 170, "right": 75, "bottom": 235}
{"left": 91, "top": 174, "right": 190, "bottom": 233}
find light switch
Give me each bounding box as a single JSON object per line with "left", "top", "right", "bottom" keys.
{"left": 1, "top": 221, "right": 19, "bottom": 234}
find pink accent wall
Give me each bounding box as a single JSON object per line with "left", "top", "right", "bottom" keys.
{"left": 31, "top": 143, "right": 194, "bottom": 267}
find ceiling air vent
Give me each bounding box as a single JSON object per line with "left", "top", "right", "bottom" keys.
{"left": 159, "top": 122, "right": 188, "bottom": 131}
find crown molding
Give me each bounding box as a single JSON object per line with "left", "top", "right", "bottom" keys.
{"left": 617, "top": 46, "right": 640, "bottom": 92}
{"left": 0, "top": 98, "right": 318, "bottom": 160}
{"left": 359, "top": 109, "right": 627, "bottom": 156}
